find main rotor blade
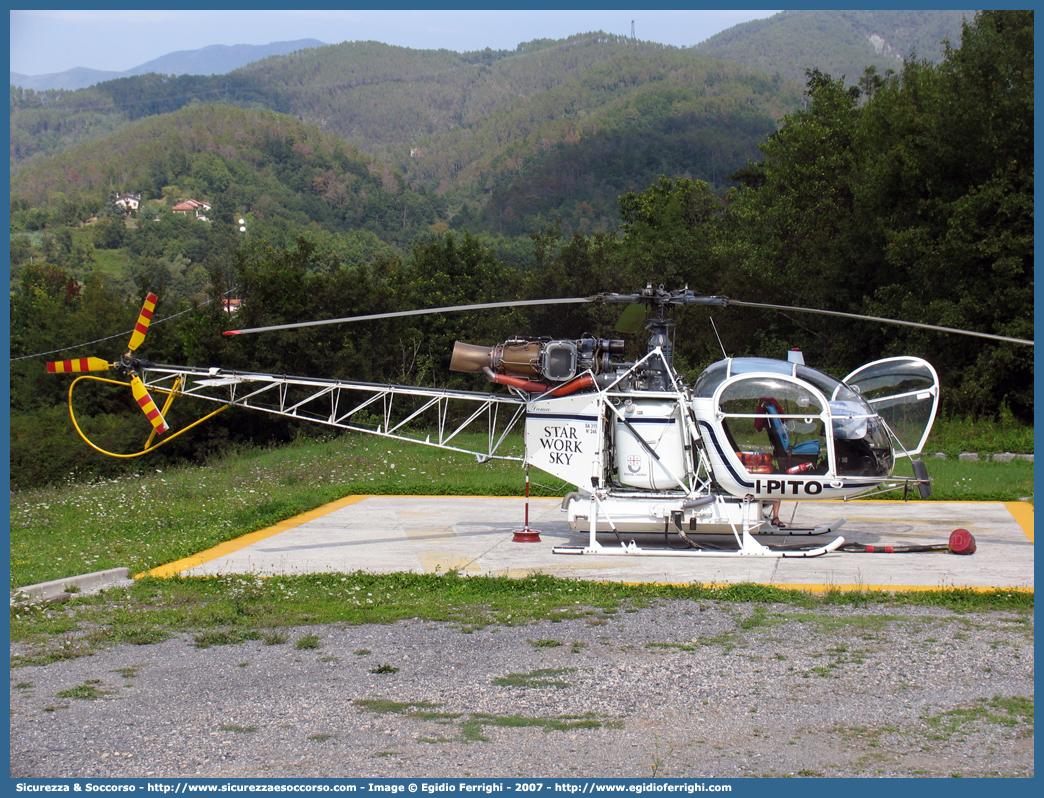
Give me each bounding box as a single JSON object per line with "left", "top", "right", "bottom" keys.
{"left": 729, "top": 300, "right": 1034, "bottom": 346}
{"left": 223, "top": 297, "right": 595, "bottom": 336}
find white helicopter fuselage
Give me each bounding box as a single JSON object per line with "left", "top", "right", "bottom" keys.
{"left": 521, "top": 353, "right": 939, "bottom": 545}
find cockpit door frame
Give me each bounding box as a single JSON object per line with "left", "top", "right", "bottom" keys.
{"left": 843, "top": 356, "right": 940, "bottom": 457}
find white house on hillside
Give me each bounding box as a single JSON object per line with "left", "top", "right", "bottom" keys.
{"left": 172, "top": 199, "right": 213, "bottom": 220}
{"left": 114, "top": 193, "right": 141, "bottom": 211}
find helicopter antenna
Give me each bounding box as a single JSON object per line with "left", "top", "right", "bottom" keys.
{"left": 709, "top": 317, "right": 728, "bottom": 359}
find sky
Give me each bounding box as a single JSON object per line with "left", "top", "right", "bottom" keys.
{"left": 10, "top": 9, "right": 781, "bottom": 76}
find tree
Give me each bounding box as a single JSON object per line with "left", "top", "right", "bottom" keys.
{"left": 616, "top": 176, "right": 725, "bottom": 291}
{"left": 856, "top": 10, "right": 1034, "bottom": 420}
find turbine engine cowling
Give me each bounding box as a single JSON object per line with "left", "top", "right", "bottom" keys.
{"left": 451, "top": 337, "right": 624, "bottom": 382}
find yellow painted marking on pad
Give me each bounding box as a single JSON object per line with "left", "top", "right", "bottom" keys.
{"left": 1004, "top": 501, "right": 1034, "bottom": 543}
{"left": 141, "top": 495, "right": 373, "bottom": 578}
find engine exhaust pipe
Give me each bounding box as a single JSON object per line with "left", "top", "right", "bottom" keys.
{"left": 451, "top": 340, "right": 543, "bottom": 377}
{"left": 450, "top": 342, "right": 496, "bottom": 373}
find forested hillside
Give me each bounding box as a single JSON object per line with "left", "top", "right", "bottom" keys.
{"left": 696, "top": 10, "right": 968, "bottom": 86}
{"left": 11, "top": 34, "right": 802, "bottom": 236}
{"left": 10, "top": 12, "right": 967, "bottom": 239}
{"left": 10, "top": 11, "right": 1033, "bottom": 490}
{"left": 10, "top": 104, "right": 445, "bottom": 247}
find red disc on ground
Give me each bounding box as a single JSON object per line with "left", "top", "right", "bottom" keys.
{"left": 949, "top": 528, "right": 977, "bottom": 555}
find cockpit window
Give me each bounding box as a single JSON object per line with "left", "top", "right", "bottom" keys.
{"left": 717, "top": 377, "right": 826, "bottom": 475}
{"left": 711, "top": 368, "right": 894, "bottom": 479}
{"left": 796, "top": 365, "right": 860, "bottom": 402}
{"left": 695, "top": 358, "right": 862, "bottom": 403}
{"left": 693, "top": 360, "right": 729, "bottom": 398}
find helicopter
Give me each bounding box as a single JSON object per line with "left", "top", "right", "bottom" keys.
{"left": 46, "top": 284, "right": 1031, "bottom": 558}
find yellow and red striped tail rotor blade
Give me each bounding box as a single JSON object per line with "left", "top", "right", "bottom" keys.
{"left": 130, "top": 376, "right": 169, "bottom": 434}
{"left": 127, "top": 292, "right": 158, "bottom": 351}
{"left": 46, "top": 357, "right": 111, "bottom": 374}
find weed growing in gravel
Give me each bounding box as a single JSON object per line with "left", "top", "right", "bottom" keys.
{"left": 353, "top": 698, "right": 606, "bottom": 743}
{"left": 491, "top": 667, "right": 574, "bottom": 689}
{"left": 650, "top": 735, "right": 675, "bottom": 777}
{"left": 55, "top": 683, "right": 112, "bottom": 700}
{"left": 922, "top": 695, "right": 1034, "bottom": 739}
{"left": 295, "top": 633, "right": 321, "bottom": 650}
{"left": 646, "top": 641, "right": 696, "bottom": 652}
{"left": 193, "top": 629, "right": 261, "bottom": 648}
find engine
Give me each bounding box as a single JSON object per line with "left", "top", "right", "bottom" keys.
{"left": 451, "top": 336, "right": 625, "bottom": 384}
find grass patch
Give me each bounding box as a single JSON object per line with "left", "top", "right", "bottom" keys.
{"left": 370, "top": 663, "right": 399, "bottom": 674}
{"left": 925, "top": 415, "right": 1034, "bottom": 460}
{"left": 10, "top": 573, "right": 1032, "bottom": 668}
{"left": 353, "top": 698, "right": 603, "bottom": 742}
{"left": 646, "top": 642, "right": 696, "bottom": 652}
{"left": 55, "top": 683, "right": 112, "bottom": 700}
{"left": 889, "top": 457, "right": 1033, "bottom": 502}
{"left": 492, "top": 667, "right": 574, "bottom": 689}
{"left": 295, "top": 633, "right": 321, "bottom": 650}
{"left": 474, "top": 712, "right": 602, "bottom": 733}
{"left": 219, "top": 724, "right": 257, "bottom": 733}
{"left": 923, "top": 695, "right": 1034, "bottom": 739}
{"left": 738, "top": 605, "right": 788, "bottom": 631}
{"left": 353, "top": 699, "right": 459, "bottom": 722}
{"left": 193, "top": 629, "right": 261, "bottom": 648}
{"left": 780, "top": 612, "right": 908, "bottom": 634}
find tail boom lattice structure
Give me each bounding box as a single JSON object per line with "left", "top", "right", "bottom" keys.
{"left": 141, "top": 365, "right": 528, "bottom": 462}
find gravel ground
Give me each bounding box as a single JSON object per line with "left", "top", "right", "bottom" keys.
{"left": 10, "top": 601, "right": 1034, "bottom": 779}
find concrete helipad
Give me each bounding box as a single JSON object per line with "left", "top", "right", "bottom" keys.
{"left": 149, "top": 497, "right": 1034, "bottom": 592}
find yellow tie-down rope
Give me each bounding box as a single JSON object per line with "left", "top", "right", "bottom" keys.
{"left": 67, "top": 374, "right": 229, "bottom": 458}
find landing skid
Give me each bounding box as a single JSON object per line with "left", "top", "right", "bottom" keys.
{"left": 556, "top": 492, "right": 846, "bottom": 558}
{"left": 760, "top": 518, "right": 847, "bottom": 536}
{"left": 553, "top": 536, "right": 845, "bottom": 558}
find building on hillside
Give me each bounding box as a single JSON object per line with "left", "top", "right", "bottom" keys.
{"left": 172, "top": 199, "right": 213, "bottom": 220}
{"left": 114, "top": 193, "right": 141, "bottom": 211}
{"left": 223, "top": 298, "right": 243, "bottom": 315}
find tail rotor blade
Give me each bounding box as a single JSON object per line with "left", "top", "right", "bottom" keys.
{"left": 47, "top": 357, "right": 111, "bottom": 374}
{"left": 130, "top": 376, "right": 169, "bottom": 434}
{"left": 128, "top": 293, "right": 158, "bottom": 351}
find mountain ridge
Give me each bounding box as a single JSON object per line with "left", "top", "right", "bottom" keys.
{"left": 10, "top": 39, "right": 328, "bottom": 91}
